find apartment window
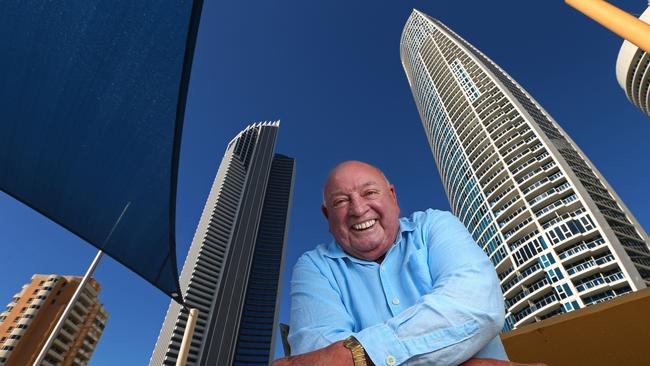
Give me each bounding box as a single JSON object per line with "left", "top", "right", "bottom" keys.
{"left": 51, "top": 299, "right": 56, "bottom": 305}
{"left": 8, "top": 335, "right": 20, "bottom": 340}
{"left": 17, "top": 324, "right": 27, "bottom": 329}
{"left": 1, "top": 346, "right": 14, "bottom": 351}
{"left": 33, "top": 289, "right": 38, "bottom": 294}
{"left": 0, "top": 316, "right": 6, "bottom": 322}
{"left": 56, "top": 290, "right": 62, "bottom": 296}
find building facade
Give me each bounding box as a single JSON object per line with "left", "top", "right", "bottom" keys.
{"left": 400, "top": 10, "right": 650, "bottom": 331}
{"left": 0, "top": 274, "right": 108, "bottom": 366}
{"left": 149, "top": 122, "right": 295, "bottom": 365}
{"left": 615, "top": 6, "right": 650, "bottom": 116}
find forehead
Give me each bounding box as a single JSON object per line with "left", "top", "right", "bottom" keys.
{"left": 325, "top": 165, "right": 385, "bottom": 196}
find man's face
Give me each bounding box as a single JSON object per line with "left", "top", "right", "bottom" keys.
{"left": 322, "top": 162, "right": 401, "bottom": 261}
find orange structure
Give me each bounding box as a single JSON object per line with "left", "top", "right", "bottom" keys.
{"left": 565, "top": 0, "right": 650, "bottom": 54}
{"left": 0, "top": 275, "right": 108, "bottom": 366}
{"left": 501, "top": 287, "right": 650, "bottom": 365}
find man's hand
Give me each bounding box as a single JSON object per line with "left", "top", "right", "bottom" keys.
{"left": 271, "top": 340, "right": 354, "bottom": 366}
{"left": 461, "top": 358, "right": 548, "bottom": 366}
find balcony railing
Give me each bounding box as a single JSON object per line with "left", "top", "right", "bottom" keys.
{"left": 503, "top": 216, "right": 533, "bottom": 239}
{"left": 566, "top": 254, "right": 615, "bottom": 276}
{"left": 528, "top": 182, "right": 571, "bottom": 207}
{"left": 557, "top": 238, "right": 606, "bottom": 260}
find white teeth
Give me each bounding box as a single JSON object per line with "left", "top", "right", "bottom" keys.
{"left": 352, "top": 219, "right": 376, "bottom": 230}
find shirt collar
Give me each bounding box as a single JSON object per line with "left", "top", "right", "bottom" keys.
{"left": 322, "top": 217, "right": 416, "bottom": 262}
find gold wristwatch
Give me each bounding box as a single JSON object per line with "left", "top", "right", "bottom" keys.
{"left": 343, "top": 336, "right": 368, "bottom": 366}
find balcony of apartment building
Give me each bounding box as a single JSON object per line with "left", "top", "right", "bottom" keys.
{"left": 545, "top": 219, "right": 600, "bottom": 259}
{"left": 527, "top": 182, "right": 572, "bottom": 213}
{"left": 557, "top": 237, "right": 608, "bottom": 266}
{"left": 45, "top": 342, "right": 66, "bottom": 363}
{"left": 516, "top": 160, "right": 557, "bottom": 192}
{"left": 491, "top": 246, "right": 512, "bottom": 273}
{"left": 66, "top": 310, "right": 83, "bottom": 329}
{"left": 502, "top": 216, "right": 536, "bottom": 244}
{"left": 502, "top": 139, "right": 542, "bottom": 173}
{"left": 52, "top": 335, "right": 71, "bottom": 354}
{"left": 58, "top": 324, "right": 77, "bottom": 343}
{"left": 510, "top": 151, "right": 552, "bottom": 181}
{"left": 513, "top": 289, "right": 563, "bottom": 328}
{"left": 474, "top": 154, "right": 500, "bottom": 182}
{"left": 485, "top": 108, "right": 518, "bottom": 138}
{"left": 572, "top": 269, "right": 628, "bottom": 298}
{"left": 506, "top": 275, "right": 552, "bottom": 311}
{"left": 466, "top": 136, "right": 492, "bottom": 164}
{"left": 495, "top": 125, "right": 533, "bottom": 155}
{"left": 565, "top": 251, "right": 618, "bottom": 281}
{"left": 502, "top": 261, "right": 545, "bottom": 298}
{"left": 493, "top": 192, "right": 521, "bottom": 216}
{"left": 521, "top": 171, "right": 564, "bottom": 202}
{"left": 534, "top": 193, "right": 580, "bottom": 224}
{"left": 497, "top": 204, "right": 529, "bottom": 234}
{"left": 581, "top": 285, "right": 632, "bottom": 307}
{"left": 486, "top": 180, "right": 513, "bottom": 208}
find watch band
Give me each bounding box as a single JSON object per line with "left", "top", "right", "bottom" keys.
{"left": 343, "top": 336, "right": 368, "bottom": 366}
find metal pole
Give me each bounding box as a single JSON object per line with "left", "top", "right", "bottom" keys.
{"left": 32, "top": 202, "right": 130, "bottom": 366}
{"left": 566, "top": 0, "right": 650, "bottom": 54}
{"left": 176, "top": 308, "right": 199, "bottom": 366}
{"left": 32, "top": 250, "right": 104, "bottom": 365}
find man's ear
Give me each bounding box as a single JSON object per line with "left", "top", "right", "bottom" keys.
{"left": 389, "top": 184, "right": 398, "bottom": 203}
{"left": 321, "top": 204, "right": 329, "bottom": 220}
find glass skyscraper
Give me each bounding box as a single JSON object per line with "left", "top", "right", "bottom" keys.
{"left": 400, "top": 10, "right": 650, "bottom": 331}
{"left": 149, "top": 122, "right": 294, "bottom": 365}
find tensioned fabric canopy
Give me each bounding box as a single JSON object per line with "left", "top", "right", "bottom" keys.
{"left": 0, "top": 1, "right": 204, "bottom": 304}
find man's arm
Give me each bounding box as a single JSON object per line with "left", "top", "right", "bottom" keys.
{"left": 280, "top": 210, "right": 505, "bottom": 365}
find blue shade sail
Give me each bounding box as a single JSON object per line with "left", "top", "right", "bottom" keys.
{"left": 0, "top": 1, "right": 204, "bottom": 303}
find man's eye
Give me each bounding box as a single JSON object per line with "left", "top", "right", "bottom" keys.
{"left": 364, "top": 190, "right": 379, "bottom": 197}
{"left": 333, "top": 199, "right": 348, "bottom": 207}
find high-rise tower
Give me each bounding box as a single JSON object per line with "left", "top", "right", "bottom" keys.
{"left": 0, "top": 274, "right": 108, "bottom": 366}
{"left": 400, "top": 10, "right": 650, "bottom": 331}
{"left": 615, "top": 6, "right": 650, "bottom": 116}
{"left": 149, "top": 122, "right": 294, "bottom": 365}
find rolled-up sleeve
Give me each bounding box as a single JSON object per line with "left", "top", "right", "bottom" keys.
{"left": 356, "top": 211, "right": 504, "bottom": 365}
{"left": 288, "top": 255, "right": 355, "bottom": 354}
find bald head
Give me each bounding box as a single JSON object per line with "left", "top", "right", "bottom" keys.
{"left": 323, "top": 161, "right": 389, "bottom": 204}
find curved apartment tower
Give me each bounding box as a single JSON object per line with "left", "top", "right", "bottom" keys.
{"left": 149, "top": 122, "right": 295, "bottom": 365}
{"left": 615, "top": 6, "right": 650, "bottom": 116}
{"left": 400, "top": 10, "right": 650, "bottom": 331}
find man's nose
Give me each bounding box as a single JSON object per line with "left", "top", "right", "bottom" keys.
{"left": 349, "top": 196, "right": 368, "bottom": 216}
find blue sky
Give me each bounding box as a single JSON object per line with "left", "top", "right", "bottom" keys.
{"left": 1, "top": 1, "right": 649, "bottom": 364}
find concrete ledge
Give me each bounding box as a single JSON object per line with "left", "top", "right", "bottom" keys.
{"left": 501, "top": 287, "right": 650, "bottom": 365}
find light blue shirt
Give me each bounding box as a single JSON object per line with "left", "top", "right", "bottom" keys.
{"left": 288, "top": 209, "right": 508, "bottom": 365}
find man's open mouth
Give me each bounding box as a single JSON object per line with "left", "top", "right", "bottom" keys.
{"left": 352, "top": 219, "right": 377, "bottom": 231}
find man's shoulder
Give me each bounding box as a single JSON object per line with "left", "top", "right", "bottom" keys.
{"left": 294, "top": 242, "right": 334, "bottom": 269}
{"left": 402, "top": 208, "right": 455, "bottom": 228}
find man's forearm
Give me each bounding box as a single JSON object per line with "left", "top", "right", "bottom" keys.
{"left": 271, "top": 341, "right": 356, "bottom": 366}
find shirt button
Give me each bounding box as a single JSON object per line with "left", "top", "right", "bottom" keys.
{"left": 392, "top": 297, "right": 400, "bottom": 305}
{"left": 381, "top": 266, "right": 386, "bottom": 272}
{"left": 386, "top": 355, "right": 397, "bottom": 366}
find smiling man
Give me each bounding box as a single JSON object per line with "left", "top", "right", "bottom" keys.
{"left": 272, "top": 161, "right": 543, "bottom": 366}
